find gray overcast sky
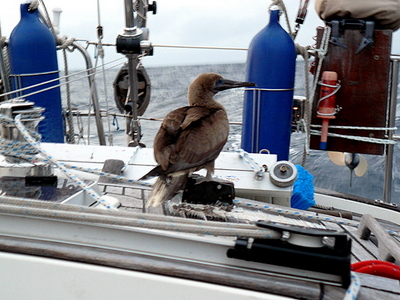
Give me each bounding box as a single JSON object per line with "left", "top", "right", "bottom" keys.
{"left": 1, "top": 0, "right": 400, "bottom": 69}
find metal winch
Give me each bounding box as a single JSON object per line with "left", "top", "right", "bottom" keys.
{"left": 0, "top": 99, "right": 53, "bottom": 178}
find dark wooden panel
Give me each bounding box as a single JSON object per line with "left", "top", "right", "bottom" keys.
{"left": 311, "top": 27, "right": 392, "bottom": 155}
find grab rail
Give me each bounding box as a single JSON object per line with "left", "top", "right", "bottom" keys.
{"left": 358, "top": 214, "right": 400, "bottom": 262}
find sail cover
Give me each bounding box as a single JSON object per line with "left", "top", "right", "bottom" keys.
{"left": 315, "top": 0, "right": 400, "bottom": 30}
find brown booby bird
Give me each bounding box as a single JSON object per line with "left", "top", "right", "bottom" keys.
{"left": 140, "top": 73, "right": 255, "bottom": 207}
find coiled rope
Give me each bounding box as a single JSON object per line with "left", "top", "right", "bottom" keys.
{"left": 0, "top": 113, "right": 42, "bottom": 159}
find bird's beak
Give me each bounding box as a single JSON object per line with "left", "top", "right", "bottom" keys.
{"left": 213, "top": 78, "right": 256, "bottom": 93}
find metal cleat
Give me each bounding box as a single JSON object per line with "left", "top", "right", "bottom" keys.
{"left": 355, "top": 21, "right": 375, "bottom": 54}
{"left": 329, "top": 20, "right": 347, "bottom": 48}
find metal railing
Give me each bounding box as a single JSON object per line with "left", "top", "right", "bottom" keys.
{"left": 383, "top": 55, "right": 400, "bottom": 202}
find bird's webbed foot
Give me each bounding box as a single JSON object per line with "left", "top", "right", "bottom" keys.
{"left": 160, "top": 174, "right": 173, "bottom": 185}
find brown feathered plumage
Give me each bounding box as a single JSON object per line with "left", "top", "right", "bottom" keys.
{"left": 141, "top": 73, "right": 255, "bottom": 207}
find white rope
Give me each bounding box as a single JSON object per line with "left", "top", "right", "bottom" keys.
{"left": 270, "top": 0, "right": 292, "bottom": 37}
{"left": 13, "top": 114, "right": 116, "bottom": 209}
{"left": 343, "top": 272, "right": 361, "bottom": 300}
{"left": 152, "top": 44, "right": 248, "bottom": 51}
{"left": 0, "top": 58, "right": 125, "bottom": 100}
{"left": 0, "top": 138, "right": 39, "bottom": 159}
{"left": 75, "top": 110, "right": 86, "bottom": 144}
{"left": 95, "top": 0, "right": 113, "bottom": 146}
{"left": 2, "top": 55, "right": 124, "bottom": 146}
{"left": 0, "top": 114, "right": 42, "bottom": 159}
{"left": 85, "top": 76, "right": 94, "bottom": 145}
{"left": 311, "top": 124, "right": 397, "bottom": 131}
{"left": 60, "top": 163, "right": 153, "bottom": 188}
{"left": 0, "top": 196, "right": 280, "bottom": 238}
{"left": 303, "top": 26, "right": 331, "bottom": 163}
{"left": 37, "top": 0, "right": 54, "bottom": 37}
{"left": 234, "top": 199, "right": 400, "bottom": 238}
{"left": 310, "top": 130, "right": 397, "bottom": 145}
{"left": 299, "top": 46, "right": 311, "bottom": 166}
{"left": 57, "top": 36, "right": 76, "bottom": 49}
{"left": 0, "top": 120, "right": 150, "bottom": 187}
{"left": 0, "top": 196, "right": 259, "bottom": 230}
{"left": 316, "top": 80, "right": 341, "bottom": 117}
{"left": 233, "top": 199, "right": 360, "bottom": 227}
{"left": 231, "top": 148, "right": 265, "bottom": 179}
{"left": 244, "top": 87, "right": 294, "bottom": 92}
{"left": 134, "top": 0, "right": 148, "bottom": 21}
{"left": 62, "top": 48, "right": 75, "bottom": 144}
{"left": 28, "top": 0, "right": 39, "bottom": 11}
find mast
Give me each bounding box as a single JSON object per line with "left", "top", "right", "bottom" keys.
{"left": 117, "top": 0, "right": 154, "bottom": 146}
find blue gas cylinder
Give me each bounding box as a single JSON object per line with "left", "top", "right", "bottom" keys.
{"left": 241, "top": 6, "right": 296, "bottom": 160}
{"left": 9, "top": 2, "right": 64, "bottom": 143}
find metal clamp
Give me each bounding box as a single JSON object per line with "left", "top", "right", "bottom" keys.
{"left": 355, "top": 21, "right": 375, "bottom": 54}
{"left": 329, "top": 20, "right": 347, "bottom": 48}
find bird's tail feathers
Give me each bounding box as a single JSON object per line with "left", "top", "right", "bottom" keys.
{"left": 146, "top": 174, "right": 187, "bottom": 207}
{"left": 139, "top": 165, "right": 163, "bottom": 181}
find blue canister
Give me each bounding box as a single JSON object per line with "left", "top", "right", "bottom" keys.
{"left": 241, "top": 5, "right": 296, "bottom": 160}
{"left": 9, "top": 2, "right": 64, "bottom": 143}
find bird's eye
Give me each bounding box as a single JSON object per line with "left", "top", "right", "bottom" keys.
{"left": 215, "top": 79, "right": 224, "bottom": 87}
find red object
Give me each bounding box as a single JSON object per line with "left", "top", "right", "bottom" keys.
{"left": 317, "top": 71, "right": 338, "bottom": 149}
{"left": 351, "top": 260, "right": 400, "bottom": 280}
{"left": 310, "top": 28, "right": 391, "bottom": 155}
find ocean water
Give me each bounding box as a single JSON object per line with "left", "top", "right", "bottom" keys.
{"left": 62, "top": 61, "right": 400, "bottom": 205}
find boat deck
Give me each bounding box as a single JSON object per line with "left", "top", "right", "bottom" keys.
{"left": 0, "top": 174, "right": 399, "bottom": 299}
{"left": 94, "top": 182, "right": 400, "bottom": 299}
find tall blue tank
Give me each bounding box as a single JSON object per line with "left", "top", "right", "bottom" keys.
{"left": 241, "top": 6, "right": 296, "bottom": 160}
{"left": 8, "top": 2, "right": 64, "bottom": 143}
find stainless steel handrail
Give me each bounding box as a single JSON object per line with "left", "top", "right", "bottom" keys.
{"left": 71, "top": 41, "right": 106, "bottom": 145}
{"left": 383, "top": 55, "right": 400, "bottom": 202}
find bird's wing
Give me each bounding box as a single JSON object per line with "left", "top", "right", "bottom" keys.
{"left": 154, "top": 106, "right": 229, "bottom": 174}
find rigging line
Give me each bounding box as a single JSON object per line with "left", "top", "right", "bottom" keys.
{"left": 0, "top": 203, "right": 277, "bottom": 238}
{"left": 4, "top": 59, "right": 125, "bottom": 101}
{"left": 63, "top": 49, "right": 75, "bottom": 144}
{"left": 134, "top": 0, "right": 148, "bottom": 21}
{"left": 96, "top": 0, "right": 113, "bottom": 146}
{"left": 96, "top": 0, "right": 102, "bottom": 28}
{"left": 271, "top": 0, "right": 292, "bottom": 37}
{"left": 108, "top": 113, "right": 243, "bottom": 127}
{"left": 153, "top": 44, "right": 248, "bottom": 51}
{"left": 7, "top": 58, "right": 125, "bottom": 100}
{"left": 0, "top": 57, "right": 125, "bottom": 99}
{"left": 310, "top": 130, "right": 397, "bottom": 145}
{"left": 89, "top": 7, "right": 101, "bottom": 147}
{"left": 38, "top": 0, "right": 55, "bottom": 37}
{"left": 301, "top": 48, "right": 311, "bottom": 167}
{"left": 311, "top": 125, "right": 397, "bottom": 131}
{"left": 85, "top": 42, "right": 249, "bottom": 51}
{"left": 100, "top": 64, "right": 114, "bottom": 145}
{"left": 303, "top": 26, "right": 331, "bottom": 162}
